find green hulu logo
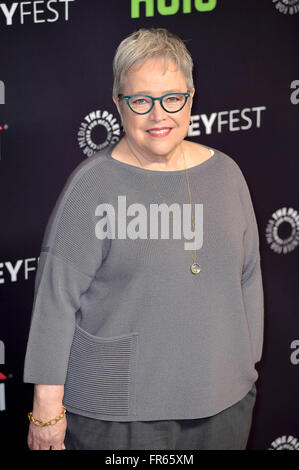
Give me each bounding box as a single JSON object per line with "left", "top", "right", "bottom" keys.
{"left": 131, "top": 0, "right": 217, "bottom": 18}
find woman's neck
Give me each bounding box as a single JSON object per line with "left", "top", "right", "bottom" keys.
{"left": 113, "top": 137, "right": 188, "bottom": 171}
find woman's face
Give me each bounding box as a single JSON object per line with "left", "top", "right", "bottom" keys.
{"left": 113, "top": 56, "right": 194, "bottom": 159}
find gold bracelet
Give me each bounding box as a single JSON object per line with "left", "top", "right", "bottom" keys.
{"left": 27, "top": 405, "right": 67, "bottom": 427}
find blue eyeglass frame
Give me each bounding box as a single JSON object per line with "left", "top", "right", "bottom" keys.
{"left": 118, "top": 92, "right": 190, "bottom": 114}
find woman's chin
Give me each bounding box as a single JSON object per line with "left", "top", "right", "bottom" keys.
{"left": 143, "top": 137, "right": 182, "bottom": 156}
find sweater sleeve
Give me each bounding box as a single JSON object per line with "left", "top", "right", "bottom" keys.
{"left": 238, "top": 168, "right": 264, "bottom": 365}
{"left": 23, "top": 164, "right": 109, "bottom": 384}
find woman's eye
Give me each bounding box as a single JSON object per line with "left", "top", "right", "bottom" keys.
{"left": 166, "top": 96, "right": 180, "bottom": 102}
{"left": 133, "top": 98, "right": 148, "bottom": 105}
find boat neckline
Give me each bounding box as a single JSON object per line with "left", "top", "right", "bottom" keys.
{"left": 104, "top": 141, "right": 219, "bottom": 175}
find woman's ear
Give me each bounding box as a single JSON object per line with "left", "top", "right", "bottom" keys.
{"left": 189, "top": 88, "right": 195, "bottom": 108}
{"left": 113, "top": 96, "right": 124, "bottom": 131}
{"left": 113, "top": 95, "right": 122, "bottom": 117}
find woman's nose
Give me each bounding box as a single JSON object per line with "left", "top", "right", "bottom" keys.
{"left": 149, "top": 99, "right": 167, "bottom": 120}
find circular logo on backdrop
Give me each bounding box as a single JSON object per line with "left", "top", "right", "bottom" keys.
{"left": 268, "top": 435, "right": 299, "bottom": 450}
{"left": 78, "top": 110, "right": 121, "bottom": 157}
{"left": 265, "top": 207, "right": 299, "bottom": 254}
{"left": 272, "top": 0, "right": 299, "bottom": 15}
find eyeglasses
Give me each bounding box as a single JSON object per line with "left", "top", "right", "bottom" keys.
{"left": 118, "top": 92, "right": 191, "bottom": 114}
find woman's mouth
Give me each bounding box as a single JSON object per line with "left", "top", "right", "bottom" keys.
{"left": 146, "top": 128, "right": 172, "bottom": 138}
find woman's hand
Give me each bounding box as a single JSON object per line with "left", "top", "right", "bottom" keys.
{"left": 27, "top": 413, "right": 67, "bottom": 450}
{"left": 27, "top": 384, "right": 66, "bottom": 450}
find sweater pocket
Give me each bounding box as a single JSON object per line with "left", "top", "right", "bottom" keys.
{"left": 63, "top": 323, "right": 139, "bottom": 417}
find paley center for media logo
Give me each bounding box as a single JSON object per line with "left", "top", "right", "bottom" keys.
{"left": 0, "top": 0, "right": 75, "bottom": 26}
{"left": 0, "top": 256, "right": 39, "bottom": 285}
{"left": 78, "top": 110, "right": 121, "bottom": 157}
{"left": 189, "top": 106, "right": 266, "bottom": 137}
{"left": 268, "top": 435, "right": 299, "bottom": 450}
{"left": 265, "top": 207, "right": 299, "bottom": 254}
{"left": 272, "top": 0, "right": 299, "bottom": 15}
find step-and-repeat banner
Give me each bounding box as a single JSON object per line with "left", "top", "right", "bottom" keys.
{"left": 0, "top": 0, "right": 298, "bottom": 451}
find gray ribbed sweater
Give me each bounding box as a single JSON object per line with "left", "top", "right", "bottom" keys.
{"left": 23, "top": 141, "right": 264, "bottom": 421}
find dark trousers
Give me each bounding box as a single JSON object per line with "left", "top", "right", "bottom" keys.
{"left": 64, "top": 383, "right": 257, "bottom": 450}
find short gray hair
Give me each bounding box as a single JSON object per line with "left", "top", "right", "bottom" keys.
{"left": 112, "top": 28, "right": 194, "bottom": 97}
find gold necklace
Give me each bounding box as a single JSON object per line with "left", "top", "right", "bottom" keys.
{"left": 127, "top": 141, "right": 201, "bottom": 275}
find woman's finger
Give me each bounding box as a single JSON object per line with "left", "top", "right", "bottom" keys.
{"left": 49, "top": 443, "right": 65, "bottom": 450}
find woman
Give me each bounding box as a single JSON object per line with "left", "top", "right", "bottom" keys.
{"left": 24, "top": 28, "right": 264, "bottom": 450}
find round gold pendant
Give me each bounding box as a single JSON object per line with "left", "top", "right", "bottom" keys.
{"left": 190, "top": 263, "right": 201, "bottom": 274}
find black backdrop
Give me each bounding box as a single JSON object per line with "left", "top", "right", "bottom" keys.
{"left": 0, "top": 0, "right": 298, "bottom": 451}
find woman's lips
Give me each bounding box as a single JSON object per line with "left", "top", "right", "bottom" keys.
{"left": 146, "top": 128, "right": 172, "bottom": 138}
